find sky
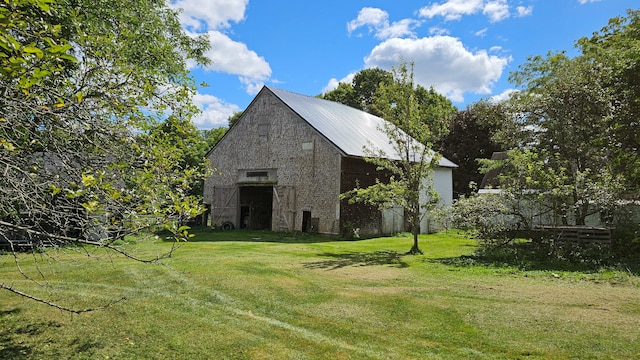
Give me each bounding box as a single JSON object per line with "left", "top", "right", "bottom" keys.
{"left": 169, "top": 0, "right": 638, "bottom": 130}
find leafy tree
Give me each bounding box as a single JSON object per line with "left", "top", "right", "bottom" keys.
{"left": 321, "top": 67, "right": 392, "bottom": 115}
{"left": 437, "top": 101, "right": 504, "bottom": 198}
{"left": 145, "top": 116, "right": 212, "bottom": 199}
{"left": 342, "top": 62, "right": 455, "bottom": 254}
{"left": 320, "top": 82, "right": 359, "bottom": 109}
{"left": 0, "top": 0, "right": 210, "bottom": 311}
{"left": 576, "top": 9, "right": 640, "bottom": 192}
{"left": 203, "top": 127, "right": 228, "bottom": 149}
{"left": 499, "top": 53, "right": 621, "bottom": 226}
{"left": 227, "top": 111, "right": 243, "bottom": 128}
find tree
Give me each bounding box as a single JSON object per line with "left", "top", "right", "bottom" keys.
{"left": 145, "top": 116, "right": 213, "bottom": 200}
{"left": 1, "top": 0, "right": 210, "bottom": 311}
{"left": 576, "top": 9, "right": 640, "bottom": 192}
{"left": 341, "top": 62, "right": 455, "bottom": 254}
{"left": 498, "top": 52, "right": 621, "bottom": 226}
{"left": 203, "top": 127, "right": 228, "bottom": 149}
{"left": 320, "top": 82, "right": 359, "bottom": 109}
{"left": 321, "top": 67, "right": 392, "bottom": 115}
{"left": 437, "top": 101, "right": 504, "bottom": 198}
{"left": 227, "top": 111, "right": 243, "bottom": 128}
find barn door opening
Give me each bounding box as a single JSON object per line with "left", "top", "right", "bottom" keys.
{"left": 239, "top": 186, "right": 273, "bottom": 230}
{"left": 302, "top": 211, "right": 311, "bottom": 232}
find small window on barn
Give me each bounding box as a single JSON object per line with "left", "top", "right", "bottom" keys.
{"left": 258, "top": 124, "right": 268, "bottom": 136}
{"left": 247, "top": 171, "right": 268, "bottom": 178}
{"left": 302, "top": 141, "right": 313, "bottom": 151}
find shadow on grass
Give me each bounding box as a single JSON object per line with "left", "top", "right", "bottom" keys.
{"left": 0, "top": 308, "right": 63, "bottom": 359}
{"left": 432, "top": 241, "right": 640, "bottom": 276}
{"left": 161, "top": 226, "right": 354, "bottom": 244}
{"left": 303, "top": 250, "right": 409, "bottom": 270}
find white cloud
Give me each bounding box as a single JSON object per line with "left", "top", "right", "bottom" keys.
{"left": 419, "top": 0, "right": 522, "bottom": 22}
{"left": 578, "top": 0, "right": 601, "bottom": 4}
{"left": 363, "top": 36, "right": 511, "bottom": 102}
{"left": 191, "top": 93, "right": 241, "bottom": 129}
{"left": 429, "top": 27, "right": 450, "bottom": 36}
{"left": 419, "top": 0, "right": 484, "bottom": 21}
{"left": 197, "top": 31, "right": 271, "bottom": 95}
{"left": 170, "top": 0, "right": 248, "bottom": 32}
{"left": 322, "top": 72, "right": 357, "bottom": 94}
{"left": 475, "top": 27, "right": 488, "bottom": 37}
{"left": 490, "top": 89, "right": 518, "bottom": 103}
{"left": 172, "top": 0, "right": 271, "bottom": 95}
{"left": 516, "top": 6, "right": 533, "bottom": 17}
{"left": 348, "top": 7, "right": 420, "bottom": 40}
{"left": 483, "top": 0, "right": 510, "bottom": 22}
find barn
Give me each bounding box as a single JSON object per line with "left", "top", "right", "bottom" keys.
{"left": 203, "top": 86, "right": 456, "bottom": 236}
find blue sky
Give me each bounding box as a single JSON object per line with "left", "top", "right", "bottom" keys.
{"left": 170, "top": 0, "right": 637, "bottom": 129}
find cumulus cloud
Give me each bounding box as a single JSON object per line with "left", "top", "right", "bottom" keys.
{"left": 191, "top": 93, "right": 241, "bottom": 129}
{"left": 483, "top": 0, "right": 510, "bottom": 22}
{"left": 490, "top": 89, "right": 518, "bottom": 103}
{"left": 347, "top": 7, "right": 420, "bottom": 40}
{"left": 322, "top": 72, "right": 357, "bottom": 94}
{"left": 419, "top": 0, "right": 484, "bottom": 21}
{"left": 197, "top": 31, "right": 271, "bottom": 95}
{"left": 170, "top": 0, "right": 248, "bottom": 32}
{"left": 172, "top": 0, "right": 271, "bottom": 96}
{"left": 516, "top": 6, "right": 533, "bottom": 17}
{"left": 363, "top": 36, "right": 511, "bottom": 102}
{"left": 419, "top": 0, "right": 526, "bottom": 22}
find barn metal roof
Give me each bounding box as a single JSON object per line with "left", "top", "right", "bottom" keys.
{"left": 266, "top": 86, "right": 457, "bottom": 168}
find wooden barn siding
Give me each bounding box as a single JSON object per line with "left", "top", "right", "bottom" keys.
{"left": 204, "top": 90, "right": 342, "bottom": 234}
{"left": 339, "top": 157, "right": 397, "bottom": 236}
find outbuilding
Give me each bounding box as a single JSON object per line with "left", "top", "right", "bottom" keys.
{"left": 203, "top": 86, "right": 456, "bottom": 236}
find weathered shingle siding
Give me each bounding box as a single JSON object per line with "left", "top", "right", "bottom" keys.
{"left": 204, "top": 89, "right": 342, "bottom": 234}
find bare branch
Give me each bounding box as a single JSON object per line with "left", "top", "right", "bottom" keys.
{"left": 0, "top": 283, "right": 126, "bottom": 314}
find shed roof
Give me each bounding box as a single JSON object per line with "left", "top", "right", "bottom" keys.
{"left": 266, "top": 86, "right": 457, "bottom": 168}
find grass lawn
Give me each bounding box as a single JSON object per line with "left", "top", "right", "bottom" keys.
{"left": 1, "top": 228, "right": 639, "bottom": 359}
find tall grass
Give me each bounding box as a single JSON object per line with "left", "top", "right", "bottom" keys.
{"left": 1, "top": 228, "right": 639, "bottom": 359}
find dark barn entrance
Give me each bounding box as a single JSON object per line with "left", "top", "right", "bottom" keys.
{"left": 239, "top": 186, "right": 273, "bottom": 230}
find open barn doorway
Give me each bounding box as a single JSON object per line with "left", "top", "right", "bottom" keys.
{"left": 239, "top": 186, "right": 273, "bottom": 230}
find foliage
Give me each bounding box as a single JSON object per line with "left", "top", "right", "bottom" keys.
{"left": 439, "top": 190, "right": 530, "bottom": 246}
{"left": 437, "top": 100, "right": 503, "bottom": 198}
{"left": 227, "top": 110, "right": 243, "bottom": 128}
{"left": 576, "top": 9, "right": 640, "bottom": 191}
{"left": 496, "top": 47, "right": 625, "bottom": 226}
{"left": 0, "top": 0, "right": 210, "bottom": 310}
{"left": 341, "top": 62, "right": 456, "bottom": 254}
{"left": 448, "top": 11, "right": 640, "bottom": 259}
{"left": 144, "top": 116, "right": 213, "bottom": 199}
{"left": 321, "top": 67, "right": 392, "bottom": 116}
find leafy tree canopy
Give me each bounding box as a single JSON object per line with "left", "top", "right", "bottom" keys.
{"left": 437, "top": 101, "right": 504, "bottom": 198}
{"left": 321, "top": 67, "right": 392, "bottom": 116}
{"left": 1, "top": 0, "right": 210, "bottom": 311}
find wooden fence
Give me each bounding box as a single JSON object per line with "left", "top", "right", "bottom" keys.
{"left": 534, "top": 225, "right": 611, "bottom": 246}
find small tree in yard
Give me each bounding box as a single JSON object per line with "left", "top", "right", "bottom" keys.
{"left": 341, "top": 62, "right": 455, "bottom": 254}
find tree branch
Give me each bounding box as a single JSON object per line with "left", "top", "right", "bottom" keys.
{"left": 0, "top": 282, "right": 126, "bottom": 314}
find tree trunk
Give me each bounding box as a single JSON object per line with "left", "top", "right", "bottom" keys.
{"left": 406, "top": 213, "right": 423, "bottom": 255}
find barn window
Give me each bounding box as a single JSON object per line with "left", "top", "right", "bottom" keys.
{"left": 258, "top": 124, "right": 268, "bottom": 136}
{"left": 247, "top": 171, "right": 268, "bottom": 178}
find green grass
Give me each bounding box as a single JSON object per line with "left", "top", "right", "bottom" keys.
{"left": 1, "top": 228, "right": 640, "bottom": 359}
